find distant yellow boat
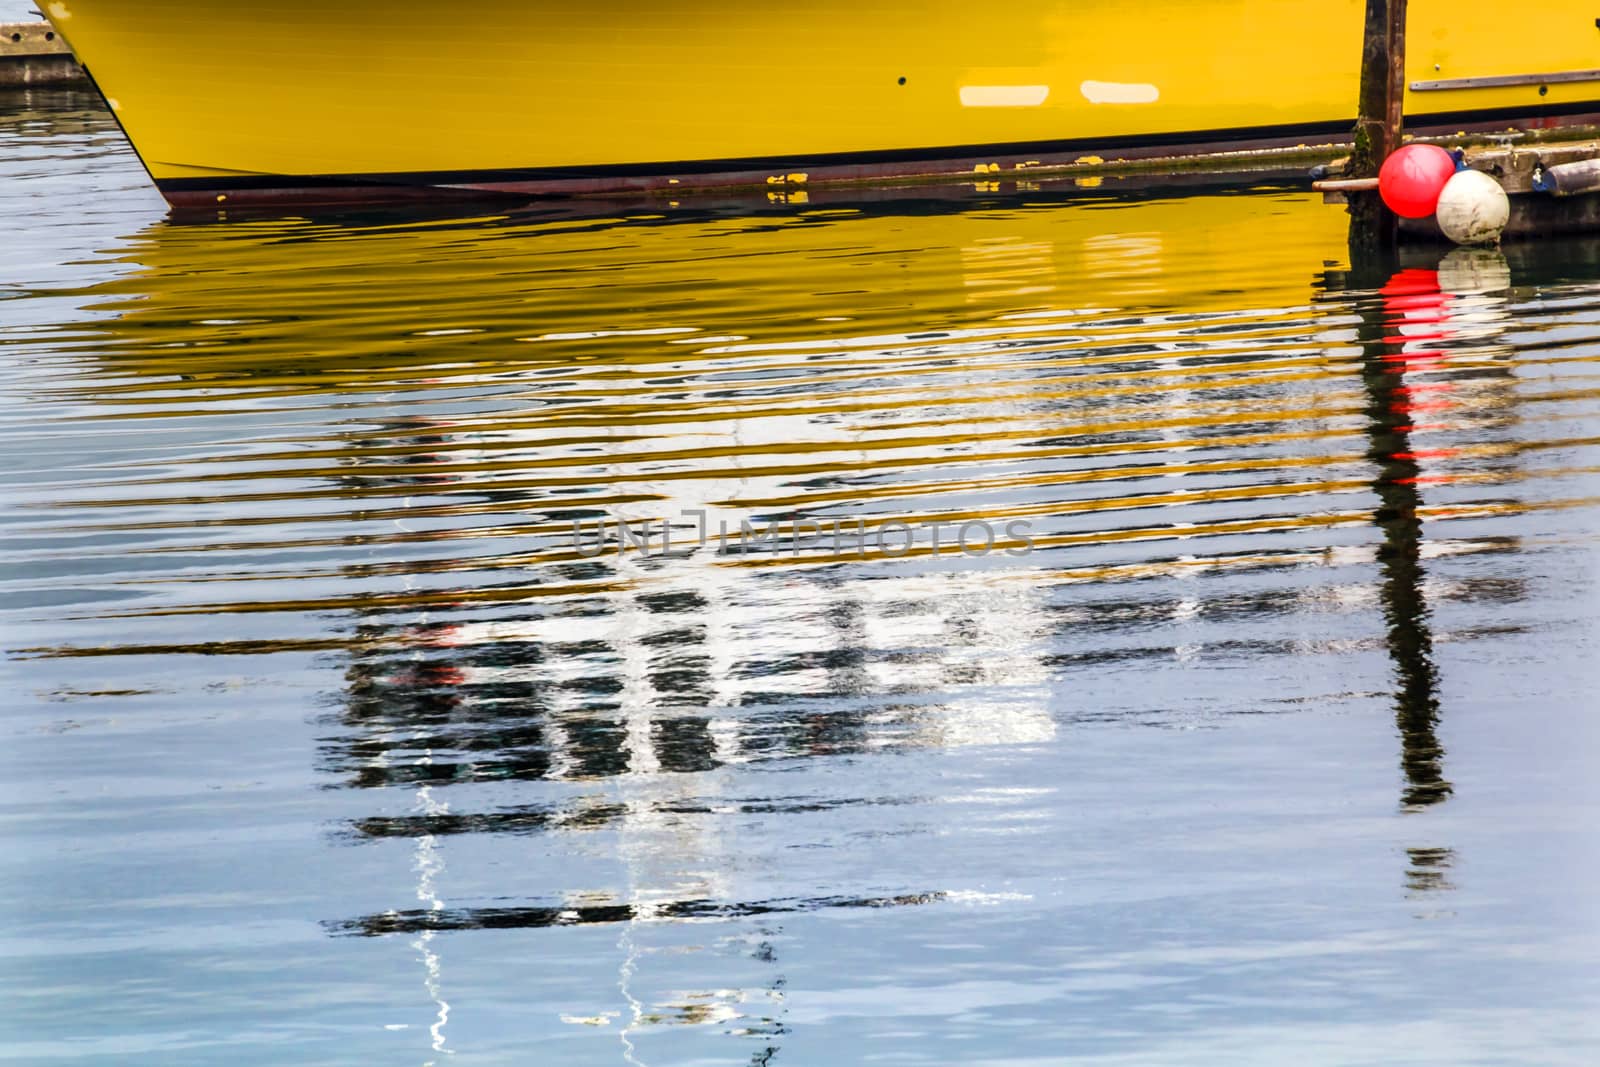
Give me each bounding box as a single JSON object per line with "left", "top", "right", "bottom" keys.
{"left": 40, "top": 0, "right": 1600, "bottom": 207}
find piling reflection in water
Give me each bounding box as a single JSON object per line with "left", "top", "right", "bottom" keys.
{"left": 1367, "top": 262, "right": 1470, "bottom": 811}
{"left": 9, "top": 121, "right": 1600, "bottom": 1061}
{"left": 1327, "top": 247, "right": 1525, "bottom": 906}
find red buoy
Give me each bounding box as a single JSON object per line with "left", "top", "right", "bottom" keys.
{"left": 1378, "top": 144, "right": 1456, "bottom": 219}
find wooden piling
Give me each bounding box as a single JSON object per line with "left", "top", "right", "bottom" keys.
{"left": 1348, "top": 0, "right": 1408, "bottom": 257}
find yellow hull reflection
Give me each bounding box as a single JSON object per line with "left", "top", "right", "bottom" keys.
{"left": 88, "top": 192, "right": 1351, "bottom": 391}
{"left": 64, "top": 191, "right": 1375, "bottom": 613}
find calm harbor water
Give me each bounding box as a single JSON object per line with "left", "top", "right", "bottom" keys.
{"left": 3, "top": 90, "right": 1599, "bottom": 1065}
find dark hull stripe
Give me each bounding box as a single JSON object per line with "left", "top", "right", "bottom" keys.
{"left": 156, "top": 100, "right": 1600, "bottom": 206}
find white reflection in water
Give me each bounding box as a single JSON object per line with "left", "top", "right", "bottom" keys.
{"left": 413, "top": 789, "right": 452, "bottom": 1061}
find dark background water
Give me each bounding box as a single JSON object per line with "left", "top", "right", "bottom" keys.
{"left": 3, "top": 89, "right": 1598, "bottom": 1065}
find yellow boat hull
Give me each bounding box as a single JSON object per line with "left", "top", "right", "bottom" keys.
{"left": 42, "top": 0, "right": 1600, "bottom": 206}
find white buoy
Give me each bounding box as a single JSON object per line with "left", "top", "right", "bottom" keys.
{"left": 1434, "top": 170, "right": 1510, "bottom": 246}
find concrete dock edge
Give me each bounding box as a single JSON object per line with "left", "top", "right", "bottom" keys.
{"left": 0, "top": 21, "right": 84, "bottom": 87}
